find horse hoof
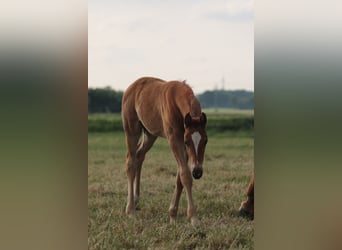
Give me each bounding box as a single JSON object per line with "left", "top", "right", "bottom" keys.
{"left": 126, "top": 211, "right": 135, "bottom": 216}
{"left": 239, "top": 205, "right": 254, "bottom": 220}
{"left": 126, "top": 205, "right": 136, "bottom": 216}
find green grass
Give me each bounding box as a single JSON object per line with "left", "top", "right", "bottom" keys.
{"left": 88, "top": 130, "right": 254, "bottom": 249}
{"left": 88, "top": 109, "right": 254, "bottom": 133}
{"left": 203, "top": 108, "right": 254, "bottom": 116}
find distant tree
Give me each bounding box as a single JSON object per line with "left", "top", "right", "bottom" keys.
{"left": 88, "top": 87, "right": 123, "bottom": 113}
{"left": 88, "top": 87, "right": 253, "bottom": 113}
{"left": 197, "top": 90, "right": 254, "bottom": 109}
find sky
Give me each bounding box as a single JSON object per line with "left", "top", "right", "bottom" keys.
{"left": 89, "top": 0, "right": 254, "bottom": 94}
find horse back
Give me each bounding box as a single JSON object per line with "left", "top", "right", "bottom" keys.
{"left": 122, "top": 77, "right": 194, "bottom": 138}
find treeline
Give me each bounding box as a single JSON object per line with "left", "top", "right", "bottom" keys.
{"left": 88, "top": 87, "right": 253, "bottom": 113}
{"left": 197, "top": 90, "right": 254, "bottom": 110}
{"left": 88, "top": 113, "right": 254, "bottom": 133}
{"left": 88, "top": 87, "right": 123, "bottom": 113}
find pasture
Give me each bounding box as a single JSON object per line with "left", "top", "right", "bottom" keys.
{"left": 88, "top": 110, "right": 254, "bottom": 249}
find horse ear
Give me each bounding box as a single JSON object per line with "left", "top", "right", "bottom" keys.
{"left": 184, "top": 112, "right": 192, "bottom": 127}
{"left": 200, "top": 112, "right": 207, "bottom": 126}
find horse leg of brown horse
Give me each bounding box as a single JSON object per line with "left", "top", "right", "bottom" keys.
{"left": 123, "top": 117, "right": 142, "bottom": 215}
{"left": 134, "top": 132, "right": 157, "bottom": 206}
{"left": 239, "top": 174, "right": 254, "bottom": 219}
{"left": 169, "top": 170, "right": 183, "bottom": 224}
{"left": 180, "top": 166, "right": 199, "bottom": 225}
{"left": 168, "top": 136, "right": 199, "bottom": 225}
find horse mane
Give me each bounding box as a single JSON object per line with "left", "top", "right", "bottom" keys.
{"left": 181, "top": 80, "right": 201, "bottom": 118}
{"left": 167, "top": 79, "right": 202, "bottom": 118}
{"left": 190, "top": 95, "right": 201, "bottom": 118}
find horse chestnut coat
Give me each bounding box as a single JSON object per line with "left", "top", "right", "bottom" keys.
{"left": 122, "top": 77, "right": 208, "bottom": 226}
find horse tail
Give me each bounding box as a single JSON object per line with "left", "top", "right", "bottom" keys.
{"left": 137, "top": 121, "right": 148, "bottom": 152}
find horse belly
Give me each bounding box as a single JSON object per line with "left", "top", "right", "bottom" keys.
{"left": 137, "top": 109, "right": 165, "bottom": 137}
{"left": 142, "top": 120, "right": 165, "bottom": 137}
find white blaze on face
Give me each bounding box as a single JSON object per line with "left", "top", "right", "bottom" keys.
{"left": 191, "top": 131, "right": 201, "bottom": 156}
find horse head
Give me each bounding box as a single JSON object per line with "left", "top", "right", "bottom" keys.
{"left": 184, "top": 112, "right": 208, "bottom": 179}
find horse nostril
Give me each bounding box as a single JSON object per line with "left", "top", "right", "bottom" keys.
{"left": 192, "top": 169, "right": 203, "bottom": 179}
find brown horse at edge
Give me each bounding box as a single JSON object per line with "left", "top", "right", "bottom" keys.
{"left": 239, "top": 174, "right": 254, "bottom": 220}
{"left": 122, "top": 77, "right": 208, "bottom": 225}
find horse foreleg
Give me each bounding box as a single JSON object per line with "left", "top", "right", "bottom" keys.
{"left": 169, "top": 170, "right": 183, "bottom": 223}
{"left": 179, "top": 166, "right": 199, "bottom": 226}
{"left": 169, "top": 137, "right": 199, "bottom": 226}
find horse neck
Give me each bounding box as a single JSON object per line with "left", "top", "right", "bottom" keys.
{"left": 189, "top": 95, "right": 202, "bottom": 118}
{"left": 177, "top": 93, "right": 202, "bottom": 119}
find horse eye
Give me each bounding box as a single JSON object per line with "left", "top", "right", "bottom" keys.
{"left": 184, "top": 140, "right": 190, "bottom": 146}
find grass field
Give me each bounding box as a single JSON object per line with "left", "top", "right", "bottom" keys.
{"left": 88, "top": 111, "right": 254, "bottom": 249}
{"left": 88, "top": 109, "right": 254, "bottom": 134}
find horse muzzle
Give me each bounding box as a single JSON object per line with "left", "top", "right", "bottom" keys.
{"left": 192, "top": 167, "right": 203, "bottom": 179}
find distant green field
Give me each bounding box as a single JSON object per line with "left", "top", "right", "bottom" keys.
{"left": 88, "top": 129, "right": 254, "bottom": 249}
{"left": 203, "top": 108, "right": 254, "bottom": 116}
{"left": 88, "top": 109, "right": 254, "bottom": 134}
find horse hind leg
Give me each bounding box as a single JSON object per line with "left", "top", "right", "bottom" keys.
{"left": 123, "top": 118, "right": 142, "bottom": 216}
{"left": 134, "top": 130, "right": 157, "bottom": 207}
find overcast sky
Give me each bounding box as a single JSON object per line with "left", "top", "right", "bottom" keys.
{"left": 89, "top": 0, "right": 254, "bottom": 94}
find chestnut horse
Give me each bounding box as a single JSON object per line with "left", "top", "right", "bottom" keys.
{"left": 122, "top": 77, "right": 207, "bottom": 225}
{"left": 239, "top": 174, "right": 254, "bottom": 220}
